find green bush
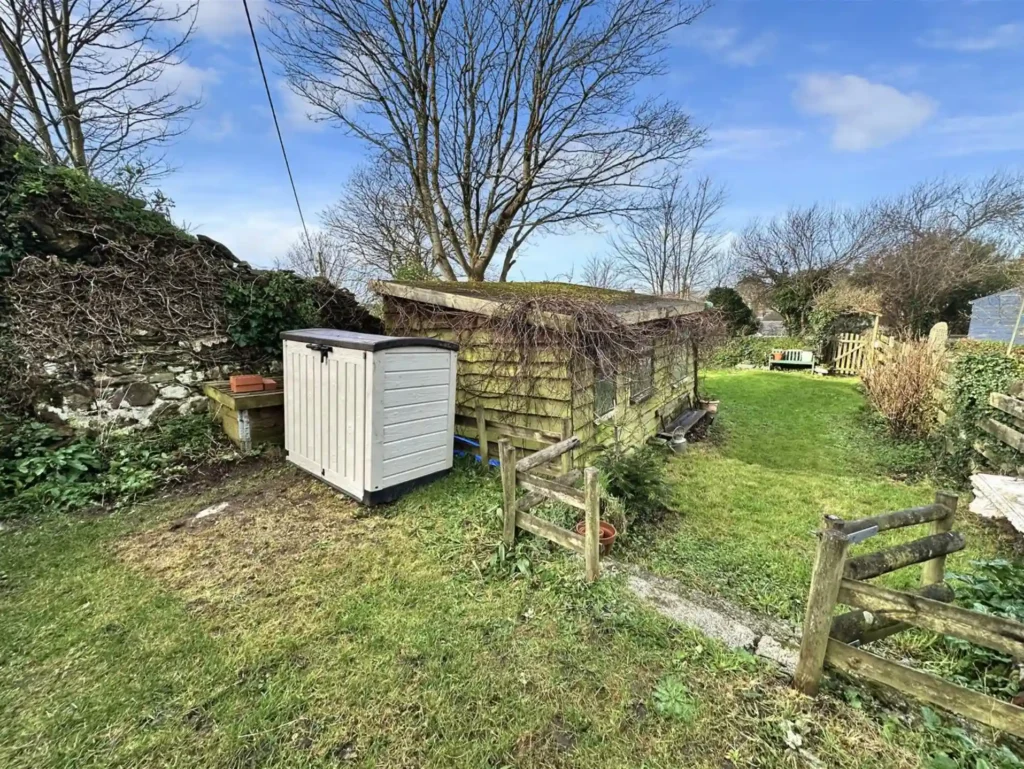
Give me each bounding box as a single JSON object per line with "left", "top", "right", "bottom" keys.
{"left": 595, "top": 445, "right": 672, "bottom": 529}
{"left": 939, "top": 350, "right": 1024, "bottom": 478}
{"left": 224, "top": 272, "right": 322, "bottom": 355}
{"left": 706, "top": 287, "right": 757, "bottom": 336}
{"left": 706, "top": 336, "right": 807, "bottom": 368}
{"left": 945, "top": 559, "right": 1024, "bottom": 700}
{"left": 0, "top": 415, "right": 237, "bottom": 521}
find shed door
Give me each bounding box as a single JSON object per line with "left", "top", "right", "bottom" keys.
{"left": 320, "top": 347, "right": 367, "bottom": 497}
{"left": 283, "top": 340, "right": 367, "bottom": 498}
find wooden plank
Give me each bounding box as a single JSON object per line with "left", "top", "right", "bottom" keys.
{"left": 838, "top": 579, "right": 1024, "bottom": 660}
{"left": 584, "top": 466, "right": 600, "bottom": 582}
{"left": 454, "top": 414, "right": 560, "bottom": 445}
{"left": 825, "top": 640, "right": 1024, "bottom": 738}
{"left": 841, "top": 504, "right": 947, "bottom": 535}
{"left": 499, "top": 439, "right": 517, "bottom": 547}
{"left": 979, "top": 416, "right": 1024, "bottom": 452}
{"left": 830, "top": 583, "right": 954, "bottom": 645}
{"left": 923, "top": 491, "right": 958, "bottom": 586}
{"left": 517, "top": 470, "right": 582, "bottom": 513}
{"left": 844, "top": 532, "right": 966, "bottom": 582}
{"left": 475, "top": 404, "right": 489, "bottom": 464}
{"left": 560, "top": 418, "right": 572, "bottom": 474}
{"left": 203, "top": 382, "right": 285, "bottom": 410}
{"left": 516, "top": 511, "right": 585, "bottom": 553}
{"left": 517, "top": 472, "right": 586, "bottom": 511}
{"left": 989, "top": 392, "right": 1024, "bottom": 422}
{"left": 516, "top": 436, "right": 581, "bottom": 473}
{"left": 794, "top": 528, "right": 850, "bottom": 696}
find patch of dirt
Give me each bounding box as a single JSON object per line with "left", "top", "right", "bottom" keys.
{"left": 116, "top": 462, "right": 392, "bottom": 609}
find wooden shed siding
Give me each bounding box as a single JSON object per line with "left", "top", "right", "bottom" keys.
{"left": 968, "top": 290, "right": 1024, "bottom": 344}
{"left": 383, "top": 301, "right": 695, "bottom": 466}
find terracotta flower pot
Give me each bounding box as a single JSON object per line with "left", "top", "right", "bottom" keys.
{"left": 575, "top": 520, "right": 618, "bottom": 556}
{"left": 772, "top": 352, "right": 784, "bottom": 361}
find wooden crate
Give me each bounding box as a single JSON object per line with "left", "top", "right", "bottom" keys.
{"left": 204, "top": 381, "right": 284, "bottom": 451}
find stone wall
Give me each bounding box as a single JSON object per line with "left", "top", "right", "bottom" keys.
{"left": 35, "top": 335, "right": 276, "bottom": 432}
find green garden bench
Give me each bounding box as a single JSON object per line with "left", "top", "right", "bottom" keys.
{"left": 769, "top": 349, "right": 815, "bottom": 371}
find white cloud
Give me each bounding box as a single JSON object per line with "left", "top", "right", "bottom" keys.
{"left": 194, "top": 112, "right": 236, "bottom": 141}
{"left": 934, "top": 111, "right": 1024, "bottom": 155}
{"left": 683, "top": 26, "right": 776, "bottom": 67}
{"left": 277, "top": 82, "right": 331, "bottom": 132}
{"left": 160, "top": 59, "right": 220, "bottom": 99}
{"left": 699, "top": 127, "right": 802, "bottom": 159}
{"left": 157, "top": 0, "right": 266, "bottom": 40}
{"left": 920, "top": 23, "right": 1022, "bottom": 52}
{"left": 794, "top": 74, "right": 935, "bottom": 151}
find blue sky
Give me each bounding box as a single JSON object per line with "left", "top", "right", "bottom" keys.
{"left": 159, "top": 0, "right": 1024, "bottom": 279}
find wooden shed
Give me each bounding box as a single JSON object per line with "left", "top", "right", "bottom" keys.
{"left": 373, "top": 281, "right": 705, "bottom": 468}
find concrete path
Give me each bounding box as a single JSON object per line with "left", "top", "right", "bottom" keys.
{"left": 604, "top": 560, "right": 801, "bottom": 674}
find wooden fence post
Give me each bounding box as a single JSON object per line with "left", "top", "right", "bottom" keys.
{"left": 923, "top": 491, "right": 958, "bottom": 586}
{"left": 498, "top": 439, "right": 517, "bottom": 547}
{"left": 795, "top": 522, "right": 850, "bottom": 696}
{"left": 560, "top": 417, "right": 573, "bottom": 475}
{"left": 476, "top": 404, "right": 489, "bottom": 466}
{"left": 584, "top": 466, "right": 600, "bottom": 582}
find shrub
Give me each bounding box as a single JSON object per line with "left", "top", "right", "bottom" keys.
{"left": 594, "top": 445, "right": 672, "bottom": 528}
{"left": 861, "top": 340, "right": 943, "bottom": 438}
{"left": 944, "top": 559, "right": 1024, "bottom": 699}
{"left": 706, "top": 336, "right": 807, "bottom": 368}
{"left": 0, "top": 414, "right": 237, "bottom": 521}
{"left": 939, "top": 349, "right": 1024, "bottom": 478}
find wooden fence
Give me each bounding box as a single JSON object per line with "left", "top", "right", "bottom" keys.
{"left": 456, "top": 405, "right": 573, "bottom": 475}
{"left": 498, "top": 436, "right": 602, "bottom": 581}
{"left": 794, "top": 492, "right": 1024, "bottom": 738}
{"left": 829, "top": 326, "right": 896, "bottom": 376}
{"left": 974, "top": 382, "right": 1024, "bottom": 474}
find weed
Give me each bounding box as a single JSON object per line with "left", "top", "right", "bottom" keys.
{"left": 652, "top": 677, "right": 699, "bottom": 722}
{"left": 595, "top": 444, "right": 671, "bottom": 528}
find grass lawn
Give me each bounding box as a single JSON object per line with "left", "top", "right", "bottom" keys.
{"left": 0, "top": 372, "right": 1016, "bottom": 768}
{"left": 4, "top": 457, "right": 969, "bottom": 769}
{"left": 619, "top": 370, "right": 1009, "bottom": 621}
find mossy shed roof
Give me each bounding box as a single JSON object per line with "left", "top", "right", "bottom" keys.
{"left": 373, "top": 280, "right": 706, "bottom": 325}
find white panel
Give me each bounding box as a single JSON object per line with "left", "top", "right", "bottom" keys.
{"left": 321, "top": 348, "right": 366, "bottom": 497}
{"left": 381, "top": 445, "right": 450, "bottom": 479}
{"left": 382, "top": 384, "right": 449, "bottom": 407}
{"left": 382, "top": 431, "right": 449, "bottom": 460}
{"left": 283, "top": 340, "right": 321, "bottom": 478}
{"left": 383, "top": 351, "right": 452, "bottom": 372}
{"left": 381, "top": 400, "right": 450, "bottom": 426}
{"left": 382, "top": 414, "right": 449, "bottom": 442}
{"left": 380, "top": 459, "right": 451, "bottom": 488}
{"left": 383, "top": 368, "right": 450, "bottom": 389}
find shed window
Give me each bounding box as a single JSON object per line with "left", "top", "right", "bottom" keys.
{"left": 672, "top": 344, "right": 691, "bottom": 386}
{"left": 594, "top": 361, "right": 617, "bottom": 419}
{"left": 630, "top": 346, "right": 654, "bottom": 404}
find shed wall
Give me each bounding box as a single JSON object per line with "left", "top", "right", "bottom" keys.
{"left": 968, "top": 291, "right": 1024, "bottom": 344}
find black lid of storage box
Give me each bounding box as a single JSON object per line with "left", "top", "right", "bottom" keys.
{"left": 280, "top": 328, "right": 458, "bottom": 352}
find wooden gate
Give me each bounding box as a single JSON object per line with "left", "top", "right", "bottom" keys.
{"left": 831, "top": 332, "right": 868, "bottom": 375}
{"left": 794, "top": 493, "right": 1024, "bottom": 737}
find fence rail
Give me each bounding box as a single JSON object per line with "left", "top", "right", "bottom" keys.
{"left": 498, "top": 437, "right": 603, "bottom": 581}
{"left": 794, "top": 491, "right": 1024, "bottom": 738}
{"left": 829, "top": 327, "right": 895, "bottom": 376}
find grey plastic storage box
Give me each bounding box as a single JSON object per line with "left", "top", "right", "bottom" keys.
{"left": 280, "top": 329, "right": 459, "bottom": 504}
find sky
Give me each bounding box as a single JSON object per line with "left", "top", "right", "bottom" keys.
{"left": 157, "top": 0, "right": 1024, "bottom": 281}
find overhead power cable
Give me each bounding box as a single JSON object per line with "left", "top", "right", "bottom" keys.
{"left": 242, "top": 0, "right": 313, "bottom": 251}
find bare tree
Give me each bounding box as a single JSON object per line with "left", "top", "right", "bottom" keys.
{"left": 580, "top": 253, "right": 625, "bottom": 290}
{"left": 0, "top": 0, "right": 199, "bottom": 185}
{"left": 276, "top": 230, "right": 357, "bottom": 289}
{"left": 860, "top": 173, "right": 1024, "bottom": 334}
{"left": 610, "top": 174, "right": 727, "bottom": 296}
{"left": 268, "top": 0, "right": 708, "bottom": 281}
{"left": 321, "top": 157, "right": 436, "bottom": 285}
{"left": 731, "top": 203, "right": 877, "bottom": 332}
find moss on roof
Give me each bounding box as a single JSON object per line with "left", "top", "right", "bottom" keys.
{"left": 381, "top": 280, "right": 690, "bottom": 310}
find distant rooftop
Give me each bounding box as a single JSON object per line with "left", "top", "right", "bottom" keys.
{"left": 373, "top": 280, "right": 706, "bottom": 325}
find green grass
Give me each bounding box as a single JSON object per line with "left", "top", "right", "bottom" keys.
{"left": 0, "top": 374, "right": 1017, "bottom": 768}
{"left": 620, "top": 370, "right": 1009, "bottom": 621}
{"left": 1, "top": 459, "right": 951, "bottom": 769}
